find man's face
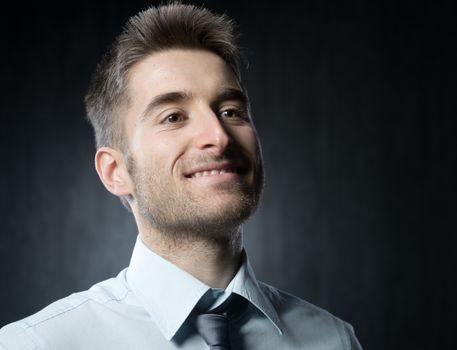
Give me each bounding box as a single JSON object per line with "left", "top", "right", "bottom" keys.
{"left": 123, "top": 49, "right": 263, "bottom": 238}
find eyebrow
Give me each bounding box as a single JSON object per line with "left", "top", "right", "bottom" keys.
{"left": 140, "top": 88, "right": 249, "bottom": 122}
{"left": 140, "top": 91, "right": 192, "bottom": 122}
{"left": 210, "top": 88, "right": 250, "bottom": 111}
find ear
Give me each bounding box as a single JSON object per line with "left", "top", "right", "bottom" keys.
{"left": 94, "top": 147, "right": 133, "bottom": 197}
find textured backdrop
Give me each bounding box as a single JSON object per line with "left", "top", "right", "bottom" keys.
{"left": 1, "top": 1, "right": 456, "bottom": 349}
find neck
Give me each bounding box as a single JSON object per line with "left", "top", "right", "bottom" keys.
{"left": 138, "top": 219, "right": 244, "bottom": 289}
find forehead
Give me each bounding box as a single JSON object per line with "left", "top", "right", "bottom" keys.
{"left": 127, "top": 49, "right": 241, "bottom": 101}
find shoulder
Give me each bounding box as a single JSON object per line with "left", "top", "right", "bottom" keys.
{"left": 258, "top": 281, "right": 362, "bottom": 349}
{"left": 0, "top": 270, "right": 131, "bottom": 350}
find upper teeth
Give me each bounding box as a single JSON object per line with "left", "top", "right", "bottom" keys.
{"left": 191, "top": 168, "right": 236, "bottom": 178}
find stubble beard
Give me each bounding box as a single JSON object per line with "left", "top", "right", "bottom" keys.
{"left": 127, "top": 154, "right": 264, "bottom": 242}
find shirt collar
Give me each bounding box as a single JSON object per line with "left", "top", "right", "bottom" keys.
{"left": 126, "top": 236, "right": 283, "bottom": 341}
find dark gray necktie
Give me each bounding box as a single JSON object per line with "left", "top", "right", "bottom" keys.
{"left": 194, "top": 313, "right": 231, "bottom": 349}
{"left": 192, "top": 294, "right": 248, "bottom": 350}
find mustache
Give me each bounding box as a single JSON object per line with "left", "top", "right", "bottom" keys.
{"left": 180, "top": 148, "right": 251, "bottom": 170}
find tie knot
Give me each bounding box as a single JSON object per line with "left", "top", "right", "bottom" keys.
{"left": 194, "top": 313, "right": 231, "bottom": 349}
{"left": 191, "top": 294, "right": 248, "bottom": 349}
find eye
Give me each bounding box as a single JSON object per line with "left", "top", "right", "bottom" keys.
{"left": 163, "top": 113, "right": 184, "bottom": 124}
{"left": 219, "top": 108, "right": 247, "bottom": 120}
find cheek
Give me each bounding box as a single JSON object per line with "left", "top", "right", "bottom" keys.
{"left": 132, "top": 131, "right": 189, "bottom": 174}
{"left": 233, "top": 127, "right": 260, "bottom": 157}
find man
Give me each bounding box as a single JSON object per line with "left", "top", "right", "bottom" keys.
{"left": 0, "top": 3, "right": 362, "bottom": 349}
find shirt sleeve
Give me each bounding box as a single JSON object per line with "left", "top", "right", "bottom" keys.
{"left": 0, "top": 323, "right": 43, "bottom": 350}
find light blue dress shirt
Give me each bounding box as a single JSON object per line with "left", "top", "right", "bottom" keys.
{"left": 0, "top": 237, "right": 362, "bottom": 349}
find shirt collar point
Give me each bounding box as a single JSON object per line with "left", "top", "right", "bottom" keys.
{"left": 234, "top": 260, "right": 284, "bottom": 335}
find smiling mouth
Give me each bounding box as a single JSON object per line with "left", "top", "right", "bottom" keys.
{"left": 187, "top": 168, "right": 240, "bottom": 179}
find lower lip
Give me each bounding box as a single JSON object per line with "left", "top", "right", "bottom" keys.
{"left": 186, "top": 172, "right": 241, "bottom": 186}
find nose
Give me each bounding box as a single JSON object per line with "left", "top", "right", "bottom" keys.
{"left": 192, "top": 109, "right": 231, "bottom": 152}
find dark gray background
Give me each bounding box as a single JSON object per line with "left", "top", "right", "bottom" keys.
{"left": 1, "top": 1, "right": 456, "bottom": 349}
